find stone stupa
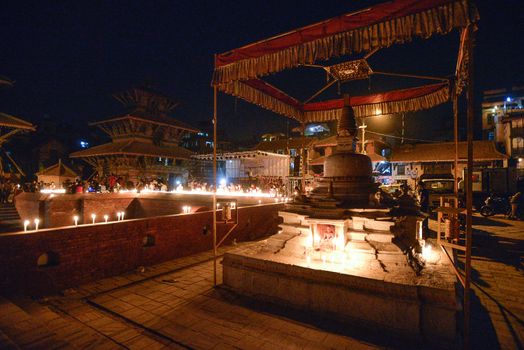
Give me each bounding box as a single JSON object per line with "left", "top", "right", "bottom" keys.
{"left": 304, "top": 94, "right": 379, "bottom": 210}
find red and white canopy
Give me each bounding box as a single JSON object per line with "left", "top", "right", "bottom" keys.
{"left": 213, "top": 0, "right": 478, "bottom": 122}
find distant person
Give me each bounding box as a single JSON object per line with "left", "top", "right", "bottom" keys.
{"left": 457, "top": 177, "right": 464, "bottom": 193}
{"left": 509, "top": 191, "right": 521, "bottom": 220}
{"left": 418, "top": 181, "right": 430, "bottom": 230}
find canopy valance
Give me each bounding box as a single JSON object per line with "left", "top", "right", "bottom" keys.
{"left": 213, "top": 0, "right": 478, "bottom": 123}
{"left": 220, "top": 80, "right": 450, "bottom": 122}
{"left": 213, "top": 0, "right": 478, "bottom": 85}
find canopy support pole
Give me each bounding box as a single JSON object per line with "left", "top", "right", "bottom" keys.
{"left": 303, "top": 79, "right": 337, "bottom": 104}
{"left": 372, "top": 71, "right": 449, "bottom": 82}
{"left": 464, "top": 24, "right": 475, "bottom": 350}
{"left": 213, "top": 83, "right": 218, "bottom": 287}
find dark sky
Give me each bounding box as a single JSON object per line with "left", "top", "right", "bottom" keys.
{"left": 1, "top": 0, "right": 523, "bottom": 144}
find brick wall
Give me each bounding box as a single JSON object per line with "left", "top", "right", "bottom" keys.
{"left": 0, "top": 204, "right": 283, "bottom": 295}
{"left": 15, "top": 192, "right": 270, "bottom": 229}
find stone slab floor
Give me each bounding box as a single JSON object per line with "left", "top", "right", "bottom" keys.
{"left": 0, "top": 213, "right": 522, "bottom": 349}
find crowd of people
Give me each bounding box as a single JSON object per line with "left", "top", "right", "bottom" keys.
{"left": 0, "top": 180, "right": 20, "bottom": 203}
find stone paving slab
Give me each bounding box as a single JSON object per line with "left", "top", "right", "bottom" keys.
{"left": 85, "top": 255, "right": 400, "bottom": 349}
{"left": 2, "top": 215, "right": 523, "bottom": 349}
{"left": 430, "top": 214, "right": 524, "bottom": 350}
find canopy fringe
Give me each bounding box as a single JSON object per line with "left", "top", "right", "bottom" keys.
{"left": 213, "top": 0, "right": 478, "bottom": 85}
{"left": 220, "top": 81, "right": 450, "bottom": 123}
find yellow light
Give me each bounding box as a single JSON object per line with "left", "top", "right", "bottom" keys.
{"left": 104, "top": 215, "right": 109, "bottom": 223}
{"left": 91, "top": 214, "right": 96, "bottom": 224}
{"left": 34, "top": 218, "right": 40, "bottom": 231}
{"left": 24, "top": 220, "right": 30, "bottom": 232}
{"left": 73, "top": 215, "right": 79, "bottom": 226}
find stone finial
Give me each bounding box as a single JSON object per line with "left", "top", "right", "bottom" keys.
{"left": 336, "top": 94, "right": 357, "bottom": 152}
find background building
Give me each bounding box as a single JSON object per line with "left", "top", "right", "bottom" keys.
{"left": 481, "top": 86, "right": 524, "bottom": 166}
{"left": 70, "top": 86, "right": 198, "bottom": 186}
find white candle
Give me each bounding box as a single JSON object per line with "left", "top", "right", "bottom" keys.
{"left": 24, "top": 220, "right": 30, "bottom": 232}
{"left": 104, "top": 215, "right": 109, "bottom": 223}
{"left": 91, "top": 214, "right": 96, "bottom": 224}
{"left": 73, "top": 215, "right": 79, "bottom": 226}
{"left": 117, "top": 212, "right": 121, "bottom": 221}
{"left": 34, "top": 218, "right": 40, "bottom": 231}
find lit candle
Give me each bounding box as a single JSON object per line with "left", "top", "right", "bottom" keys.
{"left": 73, "top": 215, "right": 79, "bottom": 226}
{"left": 34, "top": 218, "right": 40, "bottom": 231}
{"left": 104, "top": 214, "right": 109, "bottom": 223}
{"left": 24, "top": 220, "right": 30, "bottom": 232}
{"left": 258, "top": 200, "right": 262, "bottom": 204}
{"left": 117, "top": 212, "right": 121, "bottom": 221}
{"left": 121, "top": 212, "right": 125, "bottom": 220}
{"left": 91, "top": 214, "right": 96, "bottom": 224}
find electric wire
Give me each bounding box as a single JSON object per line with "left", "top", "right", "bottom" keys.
{"left": 365, "top": 130, "right": 446, "bottom": 143}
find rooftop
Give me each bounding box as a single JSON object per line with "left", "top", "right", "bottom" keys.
{"left": 389, "top": 140, "right": 507, "bottom": 163}
{"left": 254, "top": 137, "right": 317, "bottom": 152}
{"left": 70, "top": 139, "right": 194, "bottom": 160}
{"left": 0, "top": 112, "right": 36, "bottom": 131}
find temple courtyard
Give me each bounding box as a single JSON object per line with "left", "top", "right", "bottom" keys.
{"left": 0, "top": 214, "right": 522, "bottom": 350}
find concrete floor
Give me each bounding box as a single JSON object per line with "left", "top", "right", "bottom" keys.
{"left": 0, "top": 213, "right": 522, "bottom": 349}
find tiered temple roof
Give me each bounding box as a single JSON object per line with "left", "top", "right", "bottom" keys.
{"left": 70, "top": 86, "right": 198, "bottom": 180}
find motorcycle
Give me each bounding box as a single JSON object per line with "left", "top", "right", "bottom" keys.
{"left": 479, "top": 195, "right": 511, "bottom": 217}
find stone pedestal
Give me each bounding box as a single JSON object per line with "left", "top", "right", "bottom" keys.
{"left": 222, "top": 209, "right": 458, "bottom": 346}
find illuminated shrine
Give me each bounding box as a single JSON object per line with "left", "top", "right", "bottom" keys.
{"left": 214, "top": 0, "right": 479, "bottom": 345}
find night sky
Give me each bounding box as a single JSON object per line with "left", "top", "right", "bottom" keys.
{"left": 1, "top": 0, "right": 523, "bottom": 145}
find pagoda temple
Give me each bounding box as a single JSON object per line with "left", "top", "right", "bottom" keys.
{"left": 0, "top": 75, "right": 36, "bottom": 178}
{"left": 70, "top": 86, "right": 198, "bottom": 185}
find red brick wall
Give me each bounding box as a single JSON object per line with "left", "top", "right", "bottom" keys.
{"left": 15, "top": 192, "right": 271, "bottom": 228}
{"left": 0, "top": 204, "right": 283, "bottom": 295}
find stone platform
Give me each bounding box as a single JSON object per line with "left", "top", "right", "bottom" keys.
{"left": 223, "top": 211, "right": 459, "bottom": 346}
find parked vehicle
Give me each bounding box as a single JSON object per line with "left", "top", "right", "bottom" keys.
{"left": 420, "top": 178, "right": 455, "bottom": 210}
{"left": 479, "top": 195, "right": 511, "bottom": 217}
{"left": 464, "top": 167, "right": 517, "bottom": 209}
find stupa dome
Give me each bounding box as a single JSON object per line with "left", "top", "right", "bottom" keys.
{"left": 324, "top": 152, "right": 372, "bottom": 178}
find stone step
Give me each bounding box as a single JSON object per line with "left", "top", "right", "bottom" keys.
{"left": 0, "top": 296, "right": 71, "bottom": 349}
{"left": 0, "top": 328, "right": 20, "bottom": 350}
{"left": 3, "top": 296, "right": 132, "bottom": 349}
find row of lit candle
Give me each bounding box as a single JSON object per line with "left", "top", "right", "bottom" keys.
{"left": 74, "top": 212, "right": 125, "bottom": 226}
{"left": 23, "top": 219, "right": 39, "bottom": 232}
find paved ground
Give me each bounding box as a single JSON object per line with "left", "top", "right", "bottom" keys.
{"left": 455, "top": 215, "right": 524, "bottom": 349}
{"left": 0, "top": 214, "right": 522, "bottom": 349}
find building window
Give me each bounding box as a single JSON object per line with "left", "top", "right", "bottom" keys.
{"left": 397, "top": 164, "right": 406, "bottom": 176}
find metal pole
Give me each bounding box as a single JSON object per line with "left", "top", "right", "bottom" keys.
{"left": 213, "top": 84, "right": 218, "bottom": 287}
{"left": 453, "top": 86, "right": 459, "bottom": 199}
{"left": 464, "top": 25, "right": 475, "bottom": 350}
{"left": 300, "top": 122, "right": 306, "bottom": 192}
{"left": 401, "top": 113, "right": 405, "bottom": 145}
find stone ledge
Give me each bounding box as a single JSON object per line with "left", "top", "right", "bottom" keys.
{"left": 223, "top": 251, "right": 457, "bottom": 344}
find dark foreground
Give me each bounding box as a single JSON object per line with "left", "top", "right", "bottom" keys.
{"left": 0, "top": 214, "right": 522, "bottom": 349}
